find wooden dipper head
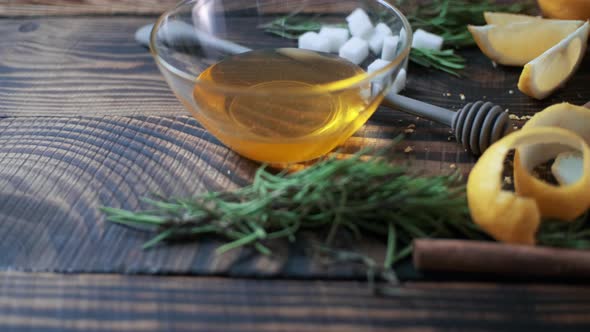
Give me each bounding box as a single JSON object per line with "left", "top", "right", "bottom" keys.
{"left": 452, "top": 101, "right": 513, "bottom": 155}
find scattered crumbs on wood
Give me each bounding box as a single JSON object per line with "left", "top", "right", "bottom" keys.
{"left": 509, "top": 114, "right": 534, "bottom": 121}
{"left": 404, "top": 146, "right": 414, "bottom": 153}
{"left": 522, "top": 115, "right": 533, "bottom": 120}
{"left": 449, "top": 164, "right": 457, "bottom": 169}
{"left": 503, "top": 176, "right": 512, "bottom": 185}
{"left": 459, "top": 93, "right": 465, "bottom": 100}
{"left": 508, "top": 89, "right": 514, "bottom": 94}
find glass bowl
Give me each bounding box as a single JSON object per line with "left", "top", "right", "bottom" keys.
{"left": 151, "top": 0, "right": 412, "bottom": 163}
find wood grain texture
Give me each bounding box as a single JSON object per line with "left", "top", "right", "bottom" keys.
{"left": 0, "top": 114, "right": 447, "bottom": 277}
{"left": 1, "top": 271, "right": 590, "bottom": 332}
{"left": 2, "top": 17, "right": 588, "bottom": 116}
{"left": 0, "top": 0, "right": 357, "bottom": 16}
{"left": 0, "top": 15, "right": 588, "bottom": 277}
{"left": 0, "top": 17, "right": 185, "bottom": 116}
{"left": 0, "top": 0, "right": 178, "bottom": 16}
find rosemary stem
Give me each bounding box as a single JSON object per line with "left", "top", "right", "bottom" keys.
{"left": 142, "top": 228, "right": 176, "bottom": 249}
{"left": 216, "top": 229, "right": 266, "bottom": 254}
{"left": 384, "top": 222, "right": 397, "bottom": 270}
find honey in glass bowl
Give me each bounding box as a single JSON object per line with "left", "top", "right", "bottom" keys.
{"left": 192, "top": 48, "right": 381, "bottom": 163}
{"left": 150, "top": 0, "right": 412, "bottom": 164}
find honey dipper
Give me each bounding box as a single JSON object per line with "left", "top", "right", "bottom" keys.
{"left": 136, "top": 22, "right": 513, "bottom": 155}
{"left": 384, "top": 93, "right": 512, "bottom": 155}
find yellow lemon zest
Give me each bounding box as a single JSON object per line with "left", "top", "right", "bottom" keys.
{"left": 467, "top": 127, "right": 590, "bottom": 245}
{"left": 513, "top": 103, "right": 590, "bottom": 219}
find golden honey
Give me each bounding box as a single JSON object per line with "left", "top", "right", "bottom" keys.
{"left": 192, "top": 48, "right": 383, "bottom": 163}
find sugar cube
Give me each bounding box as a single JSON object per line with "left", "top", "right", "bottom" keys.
{"left": 346, "top": 8, "right": 371, "bottom": 26}
{"left": 360, "top": 85, "right": 372, "bottom": 101}
{"left": 346, "top": 8, "right": 374, "bottom": 39}
{"left": 367, "top": 59, "right": 392, "bottom": 85}
{"left": 319, "top": 26, "right": 350, "bottom": 53}
{"left": 412, "top": 29, "right": 444, "bottom": 51}
{"left": 339, "top": 37, "right": 369, "bottom": 65}
{"left": 375, "top": 22, "right": 393, "bottom": 36}
{"left": 298, "top": 32, "right": 331, "bottom": 53}
{"left": 391, "top": 68, "right": 407, "bottom": 94}
{"left": 381, "top": 35, "right": 399, "bottom": 61}
{"left": 399, "top": 28, "right": 407, "bottom": 47}
{"left": 367, "top": 22, "right": 394, "bottom": 55}
{"left": 371, "top": 83, "right": 382, "bottom": 98}
{"left": 368, "top": 31, "right": 384, "bottom": 55}
{"left": 382, "top": 68, "right": 407, "bottom": 99}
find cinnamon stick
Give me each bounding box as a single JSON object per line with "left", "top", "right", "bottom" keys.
{"left": 413, "top": 239, "right": 590, "bottom": 279}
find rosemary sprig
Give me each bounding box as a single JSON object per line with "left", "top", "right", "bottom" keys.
{"left": 103, "top": 142, "right": 481, "bottom": 265}
{"left": 259, "top": 16, "right": 346, "bottom": 40}
{"left": 103, "top": 144, "right": 590, "bottom": 275}
{"left": 260, "top": 15, "right": 466, "bottom": 75}
{"left": 259, "top": 0, "right": 533, "bottom": 76}
{"left": 537, "top": 214, "right": 590, "bottom": 249}
{"left": 410, "top": 48, "right": 465, "bottom": 77}
{"left": 406, "top": 0, "right": 536, "bottom": 48}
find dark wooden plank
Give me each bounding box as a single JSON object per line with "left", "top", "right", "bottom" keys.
{"left": 0, "top": 16, "right": 477, "bottom": 169}
{"left": 0, "top": 271, "right": 589, "bottom": 331}
{"left": 0, "top": 17, "right": 186, "bottom": 116}
{"left": 2, "top": 16, "right": 588, "bottom": 162}
{"left": 0, "top": 0, "right": 356, "bottom": 16}
{"left": 0, "top": 0, "right": 178, "bottom": 16}
{"left": 2, "top": 17, "right": 588, "bottom": 118}
{"left": 0, "top": 114, "right": 455, "bottom": 277}
{"left": 0, "top": 15, "right": 588, "bottom": 276}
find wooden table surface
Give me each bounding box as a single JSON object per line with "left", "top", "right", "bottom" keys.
{"left": 1, "top": 1, "right": 589, "bottom": 331}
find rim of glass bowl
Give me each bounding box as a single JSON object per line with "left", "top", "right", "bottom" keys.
{"left": 150, "top": 0, "right": 412, "bottom": 97}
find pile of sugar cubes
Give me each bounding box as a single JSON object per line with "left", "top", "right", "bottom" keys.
{"left": 298, "top": 8, "right": 445, "bottom": 95}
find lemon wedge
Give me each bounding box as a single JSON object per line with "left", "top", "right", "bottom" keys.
{"left": 513, "top": 102, "right": 590, "bottom": 219}
{"left": 518, "top": 22, "right": 589, "bottom": 100}
{"left": 468, "top": 20, "right": 583, "bottom": 66}
{"left": 483, "top": 12, "right": 539, "bottom": 25}
{"left": 468, "top": 127, "right": 590, "bottom": 245}
{"left": 538, "top": 0, "right": 590, "bottom": 20}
